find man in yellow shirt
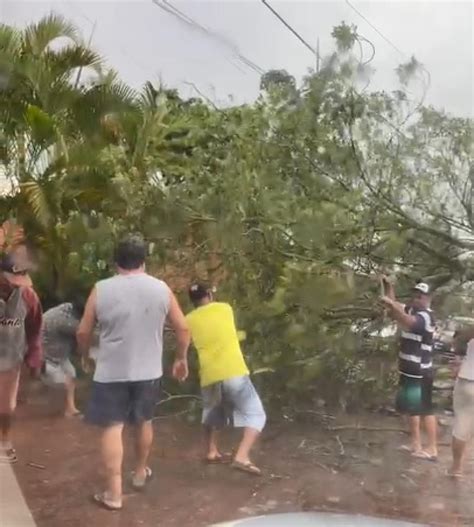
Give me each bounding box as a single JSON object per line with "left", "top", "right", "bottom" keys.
{"left": 186, "top": 284, "right": 266, "bottom": 476}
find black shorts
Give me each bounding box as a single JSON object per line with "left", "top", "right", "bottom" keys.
{"left": 396, "top": 374, "right": 434, "bottom": 416}
{"left": 85, "top": 379, "right": 160, "bottom": 427}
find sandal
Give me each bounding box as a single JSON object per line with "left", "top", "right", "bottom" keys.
{"left": 131, "top": 467, "right": 153, "bottom": 491}
{"left": 412, "top": 450, "right": 438, "bottom": 462}
{"left": 446, "top": 469, "right": 464, "bottom": 479}
{"left": 205, "top": 453, "right": 233, "bottom": 465}
{"left": 64, "top": 411, "right": 83, "bottom": 419}
{"left": 231, "top": 460, "right": 262, "bottom": 476}
{"left": 0, "top": 447, "right": 18, "bottom": 464}
{"left": 92, "top": 492, "right": 122, "bottom": 511}
{"left": 397, "top": 444, "right": 415, "bottom": 453}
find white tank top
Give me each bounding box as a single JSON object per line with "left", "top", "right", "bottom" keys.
{"left": 459, "top": 339, "right": 474, "bottom": 381}
{"left": 94, "top": 273, "right": 170, "bottom": 382}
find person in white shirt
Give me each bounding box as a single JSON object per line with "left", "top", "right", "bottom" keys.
{"left": 449, "top": 328, "right": 474, "bottom": 477}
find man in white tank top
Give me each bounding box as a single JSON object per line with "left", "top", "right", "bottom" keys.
{"left": 77, "top": 236, "right": 190, "bottom": 510}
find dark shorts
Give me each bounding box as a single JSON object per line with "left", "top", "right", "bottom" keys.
{"left": 85, "top": 379, "right": 160, "bottom": 427}
{"left": 396, "top": 374, "right": 434, "bottom": 416}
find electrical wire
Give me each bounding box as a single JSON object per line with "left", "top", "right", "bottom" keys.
{"left": 345, "top": 0, "right": 405, "bottom": 58}
{"left": 151, "top": 0, "right": 265, "bottom": 76}
{"left": 260, "top": 0, "right": 322, "bottom": 63}
{"left": 344, "top": 0, "right": 431, "bottom": 90}
{"left": 161, "top": 0, "right": 264, "bottom": 74}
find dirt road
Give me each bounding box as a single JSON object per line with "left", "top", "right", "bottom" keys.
{"left": 12, "top": 386, "right": 473, "bottom": 527}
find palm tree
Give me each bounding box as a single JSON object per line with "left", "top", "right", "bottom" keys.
{"left": 0, "top": 14, "right": 137, "bottom": 296}
{"left": 0, "top": 14, "right": 205, "bottom": 299}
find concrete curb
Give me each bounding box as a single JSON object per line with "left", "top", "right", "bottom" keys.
{"left": 0, "top": 463, "right": 36, "bottom": 526}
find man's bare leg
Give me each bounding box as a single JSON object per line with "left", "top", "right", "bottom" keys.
{"left": 0, "top": 414, "right": 13, "bottom": 444}
{"left": 234, "top": 427, "right": 260, "bottom": 465}
{"left": 204, "top": 425, "right": 222, "bottom": 460}
{"left": 450, "top": 436, "right": 467, "bottom": 475}
{"left": 134, "top": 420, "right": 153, "bottom": 481}
{"left": 0, "top": 367, "right": 20, "bottom": 461}
{"left": 408, "top": 415, "right": 422, "bottom": 452}
{"left": 423, "top": 415, "right": 438, "bottom": 457}
{"left": 100, "top": 423, "right": 124, "bottom": 504}
{"left": 64, "top": 376, "right": 80, "bottom": 417}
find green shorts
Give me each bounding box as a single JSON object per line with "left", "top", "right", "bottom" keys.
{"left": 396, "top": 374, "right": 434, "bottom": 416}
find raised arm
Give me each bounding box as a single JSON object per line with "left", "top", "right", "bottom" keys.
{"left": 380, "top": 296, "right": 419, "bottom": 332}
{"left": 167, "top": 288, "right": 191, "bottom": 381}
{"left": 381, "top": 275, "right": 396, "bottom": 301}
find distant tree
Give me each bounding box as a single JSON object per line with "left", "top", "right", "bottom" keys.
{"left": 260, "top": 69, "right": 296, "bottom": 92}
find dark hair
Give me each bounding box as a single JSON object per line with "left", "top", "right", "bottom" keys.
{"left": 114, "top": 236, "right": 146, "bottom": 270}
{"left": 71, "top": 297, "right": 86, "bottom": 318}
{"left": 189, "top": 283, "right": 211, "bottom": 307}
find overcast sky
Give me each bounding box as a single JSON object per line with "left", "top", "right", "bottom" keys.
{"left": 1, "top": 1, "right": 473, "bottom": 116}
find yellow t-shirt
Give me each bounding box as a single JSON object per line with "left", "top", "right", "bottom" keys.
{"left": 186, "top": 302, "right": 249, "bottom": 387}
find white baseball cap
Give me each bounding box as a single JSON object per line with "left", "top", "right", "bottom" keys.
{"left": 413, "top": 282, "right": 430, "bottom": 295}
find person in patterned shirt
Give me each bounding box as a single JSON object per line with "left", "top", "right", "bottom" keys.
{"left": 41, "top": 299, "right": 85, "bottom": 417}
{"left": 0, "top": 253, "right": 42, "bottom": 464}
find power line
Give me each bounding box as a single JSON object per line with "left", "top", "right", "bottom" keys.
{"left": 161, "top": 0, "right": 264, "bottom": 75}
{"left": 151, "top": 0, "right": 265, "bottom": 76}
{"left": 344, "top": 0, "right": 431, "bottom": 89}
{"left": 260, "top": 0, "right": 321, "bottom": 64}
{"left": 345, "top": 0, "right": 406, "bottom": 58}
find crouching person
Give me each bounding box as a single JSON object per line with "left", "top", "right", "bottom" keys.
{"left": 41, "top": 298, "right": 85, "bottom": 417}
{"left": 186, "top": 284, "right": 266, "bottom": 475}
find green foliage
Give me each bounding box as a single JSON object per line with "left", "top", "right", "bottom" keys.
{"left": 1, "top": 15, "right": 472, "bottom": 409}
{"left": 331, "top": 22, "right": 358, "bottom": 52}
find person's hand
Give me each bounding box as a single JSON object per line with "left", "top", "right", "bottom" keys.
{"left": 81, "top": 355, "right": 95, "bottom": 374}
{"left": 380, "top": 295, "right": 394, "bottom": 308}
{"left": 172, "top": 358, "right": 189, "bottom": 382}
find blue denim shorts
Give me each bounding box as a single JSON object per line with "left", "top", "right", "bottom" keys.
{"left": 201, "top": 375, "right": 266, "bottom": 432}
{"left": 85, "top": 378, "right": 160, "bottom": 427}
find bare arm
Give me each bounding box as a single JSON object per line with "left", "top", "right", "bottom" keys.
{"left": 455, "top": 326, "right": 474, "bottom": 345}
{"left": 380, "top": 296, "right": 418, "bottom": 331}
{"left": 76, "top": 287, "right": 97, "bottom": 357}
{"left": 381, "top": 276, "right": 395, "bottom": 301}
{"left": 167, "top": 289, "right": 190, "bottom": 360}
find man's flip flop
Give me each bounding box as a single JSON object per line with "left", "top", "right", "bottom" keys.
{"left": 446, "top": 469, "right": 464, "bottom": 479}
{"left": 231, "top": 461, "right": 262, "bottom": 476}
{"left": 205, "top": 453, "right": 233, "bottom": 465}
{"left": 0, "top": 448, "right": 18, "bottom": 464}
{"left": 131, "top": 467, "right": 153, "bottom": 491}
{"left": 412, "top": 450, "right": 438, "bottom": 462}
{"left": 92, "top": 493, "right": 122, "bottom": 511}
{"left": 397, "top": 445, "right": 414, "bottom": 453}
{"left": 64, "top": 411, "right": 83, "bottom": 419}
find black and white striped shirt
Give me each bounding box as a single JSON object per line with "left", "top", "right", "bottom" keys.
{"left": 399, "top": 306, "right": 435, "bottom": 379}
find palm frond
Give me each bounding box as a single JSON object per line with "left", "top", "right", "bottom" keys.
{"left": 44, "top": 45, "right": 103, "bottom": 79}
{"left": 0, "top": 24, "right": 21, "bottom": 63}
{"left": 140, "top": 81, "right": 160, "bottom": 110}
{"left": 20, "top": 180, "right": 53, "bottom": 228}
{"left": 24, "top": 13, "right": 79, "bottom": 56}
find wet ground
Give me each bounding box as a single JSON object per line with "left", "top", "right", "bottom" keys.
{"left": 12, "top": 381, "right": 474, "bottom": 527}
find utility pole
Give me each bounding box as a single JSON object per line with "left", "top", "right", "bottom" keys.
{"left": 316, "top": 37, "right": 320, "bottom": 73}
{"left": 74, "top": 21, "right": 96, "bottom": 89}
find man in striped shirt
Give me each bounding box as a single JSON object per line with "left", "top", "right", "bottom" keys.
{"left": 381, "top": 280, "right": 438, "bottom": 461}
